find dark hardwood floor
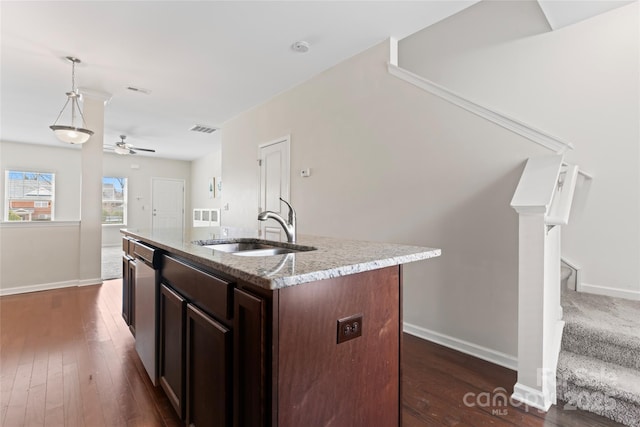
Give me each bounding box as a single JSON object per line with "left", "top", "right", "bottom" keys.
{"left": 402, "top": 334, "right": 625, "bottom": 427}
{"left": 0, "top": 280, "right": 625, "bottom": 427}
{"left": 0, "top": 280, "right": 180, "bottom": 427}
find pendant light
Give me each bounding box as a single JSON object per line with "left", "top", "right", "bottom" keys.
{"left": 49, "top": 56, "right": 94, "bottom": 144}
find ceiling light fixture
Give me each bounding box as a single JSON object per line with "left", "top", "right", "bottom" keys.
{"left": 49, "top": 56, "right": 94, "bottom": 144}
{"left": 114, "top": 145, "right": 130, "bottom": 155}
{"left": 291, "top": 41, "right": 310, "bottom": 53}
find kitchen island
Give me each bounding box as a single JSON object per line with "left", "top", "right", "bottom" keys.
{"left": 121, "top": 229, "right": 440, "bottom": 427}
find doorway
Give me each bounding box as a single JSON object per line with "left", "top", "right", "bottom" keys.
{"left": 259, "top": 136, "right": 290, "bottom": 241}
{"left": 151, "top": 177, "right": 185, "bottom": 241}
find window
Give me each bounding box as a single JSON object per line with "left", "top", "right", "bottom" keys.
{"left": 5, "top": 170, "right": 55, "bottom": 221}
{"left": 102, "top": 177, "right": 127, "bottom": 225}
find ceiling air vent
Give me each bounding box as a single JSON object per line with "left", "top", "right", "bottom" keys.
{"left": 189, "top": 124, "right": 219, "bottom": 134}
{"left": 126, "top": 86, "right": 151, "bottom": 94}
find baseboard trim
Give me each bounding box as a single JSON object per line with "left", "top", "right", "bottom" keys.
{"left": 403, "top": 322, "right": 517, "bottom": 370}
{"left": 512, "top": 382, "right": 553, "bottom": 412}
{"left": 560, "top": 257, "right": 581, "bottom": 291}
{"left": 78, "top": 278, "right": 103, "bottom": 287}
{"left": 578, "top": 282, "right": 640, "bottom": 301}
{"left": 0, "top": 279, "right": 103, "bottom": 296}
{"left": 1, "top": 280, "right": 79, "bottom": 296}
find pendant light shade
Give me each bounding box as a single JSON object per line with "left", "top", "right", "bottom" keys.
{"left": 49, "top": 57, "right": 94, "bottom": 144}
{"left": 51, "top": 124, "right": 93, "bottom": 144}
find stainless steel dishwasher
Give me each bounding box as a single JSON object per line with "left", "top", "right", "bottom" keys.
{"left": 133, "top": 241, "right": 161, "bottom": 386}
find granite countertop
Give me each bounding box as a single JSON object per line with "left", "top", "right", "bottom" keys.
{"left": 121, "top": 228, "right": 441, "bottom": 290}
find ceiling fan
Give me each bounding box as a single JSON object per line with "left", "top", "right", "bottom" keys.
{"left": 106, "top": 135, "right": 156, "bottom": 155}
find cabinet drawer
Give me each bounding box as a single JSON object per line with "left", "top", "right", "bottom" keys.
{"left": 133, "top": 241, "right": 160, "bottom": 267}
{"left": 161, "top": 255, "right": 234, "bottom": 321}
{"left": 122, "top": 236, "right": 134, "bottom": 256}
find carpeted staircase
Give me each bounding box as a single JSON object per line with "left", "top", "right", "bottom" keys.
{"left": 557, "top": 290, "right": 640, "bottom": 426}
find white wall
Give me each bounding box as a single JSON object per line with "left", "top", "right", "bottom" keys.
{"left": 1, "top": 222, "right": 81, "bottom": 293}
{"left": 0, "top": 142, "right": 83, "bottom": 292}
{"left": 399, "top": 1, "right": 640, "bottom": 297}
{"left": 102, "top": 153, "right": 192, "bottom": 246}
{"left": 189, "top": 145, "right": 222, "bottom": 236}
{"left": 0, "top": 141, "right": 82, "bottom": 221}
{"left": 0, "top": 141, "right": 191, "bottom": 293}
{"left": 222, "top": 38, "right": 554, "bottom": 359}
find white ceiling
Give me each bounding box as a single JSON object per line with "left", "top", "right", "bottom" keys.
{"left": 538, "top": 0, "right": 634, "bottom": 30}
{"left": 1, "top": 1, "right": 631, "bottom": 161}
{"left": 1, "top": 0, "right": 477, "bottom": 160}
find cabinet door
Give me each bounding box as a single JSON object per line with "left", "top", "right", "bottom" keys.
{"left": 233, "top": 288, "right": 266, "bottom": 427}
{"left": 159, "top": 284, "right": 186, "bottom": 419}
{"left": 122, "top": 255, "right": 131, "bottom": 325}
{"left": 186, "top": 303, "right": 231, "bottom": 427}
{"left": 128, "top": 259, "right": 136, "bottom": 336}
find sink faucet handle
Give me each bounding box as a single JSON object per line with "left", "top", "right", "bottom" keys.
{"left": 279, "top": 197, "right": 295, "bottom": 222}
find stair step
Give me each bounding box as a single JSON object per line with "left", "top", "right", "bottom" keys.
{"left": 561, "top": 291, "right": 640, "bottom": 370}
{"left": 562, "top": 324, "right": 640, "bottom": 370}
{"left": 557, "top": 350, "right": 640, "bottom": 427}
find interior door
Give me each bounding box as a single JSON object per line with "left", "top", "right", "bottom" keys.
{"left": 259, "top": 137, "right": 290, "bottom": 241}
{"left": 152, "top": 178, "right": 185, "bottom": 241}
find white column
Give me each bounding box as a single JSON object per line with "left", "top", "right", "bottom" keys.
{"left": 511, "top": 209, "right": 564, "bottom": 411}
{"left": 510, "top": 154, "right": 565, "bottom": 411}
{"left": 77, "top": 89, "right": 111, "bottom": 285}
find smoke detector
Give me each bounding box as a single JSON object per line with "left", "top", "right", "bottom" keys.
{"left": 291, "top": 41, "right": 310, "bottom": 53}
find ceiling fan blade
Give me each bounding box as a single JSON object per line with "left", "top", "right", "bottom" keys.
{"left": 112, "top": 136, "right": 155, "bottom": 153}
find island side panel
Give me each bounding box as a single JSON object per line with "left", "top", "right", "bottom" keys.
{"left": 276, "top": 266, "right": 401, "bottom": 427}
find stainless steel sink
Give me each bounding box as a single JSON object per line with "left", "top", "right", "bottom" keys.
{"left": 233, "top": 247, "right": 297, "bottom": 257}
{"left": 203, "top": 242, "right": 279, "bottom": 252}
{"left": 201, "top": 240, "right": 315, "bottom": 257}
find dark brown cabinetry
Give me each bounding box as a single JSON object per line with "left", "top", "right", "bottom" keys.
{"left": 122, "top": 254, "right": 132, "bottom": 324}
{"left": 186, "top": 303, "right": 232, "bottom": 427}
{"left": 159, "top": 284, "right": 186, "bottom": 418}
{"left": 127, "top": 260, "right": 136, "bottom": 335}
{"left": 275, "top": 266, "right": 401, "bottom": 427}
{"left": 122, "top": 237, "right": 136, "bottom": 336}
{"left": 159, "top": 255, "right": 234, "bottom": 427}
{"left": 124, "top": 234, "right": 404, "bottom": 427}
{"left": 233, "top": 288, "right": 266, "bottom": 427}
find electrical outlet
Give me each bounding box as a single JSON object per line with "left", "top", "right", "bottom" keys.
{"left": 337, "top": 314, "right": 363, "bottom": 344}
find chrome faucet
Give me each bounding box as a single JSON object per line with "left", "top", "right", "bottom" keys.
{"left": 258, "top": 198, "right": 296, "bottom": 243}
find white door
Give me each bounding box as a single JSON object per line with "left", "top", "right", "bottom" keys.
{"left": 259, "top": 136, "right": 290, "bottom": 241}
{"left": 152, "top": 178, "right": 185, "bottom": 241}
